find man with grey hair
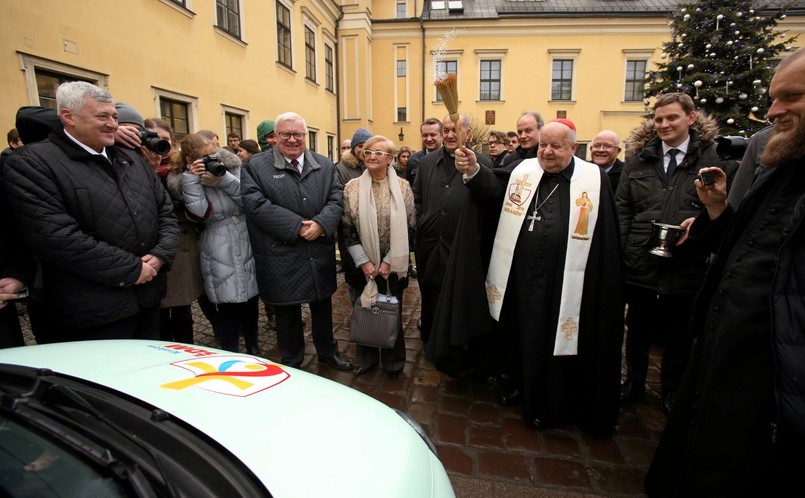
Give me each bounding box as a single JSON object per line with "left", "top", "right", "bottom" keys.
{"left": 4, "top": 81, "right": 178, "bottom": 343}
{"left": 241, "top": 112, "right": 352, "bottom": 371}
{"left": 437, "top": 119, "right": 623, "bottom": 435}
{"left": 414, "top": 113, "right": 492, "bottom": 361}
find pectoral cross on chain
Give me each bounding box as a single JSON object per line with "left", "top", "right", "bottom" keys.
{"left": 527, "top": 211, "right": 540, "bottom": 231}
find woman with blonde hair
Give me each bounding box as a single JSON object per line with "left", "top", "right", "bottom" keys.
{"left": 342, "top": 135, "right": 415, "bottom": 379}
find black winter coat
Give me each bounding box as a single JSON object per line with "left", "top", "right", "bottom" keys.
{"left": 646, "top": 155, "right": 805, "bottom": 497}
{"left": 617, "top": 122, "right": 737, "bottom": 294}
{"left": 241, "top": 148, "right": 343, "bottom": 305}
{"left": 4, "top": 129, "right": 178, "bottom": 330}
{"left": 413, "top": 147, "right": 493, "bottom": 288}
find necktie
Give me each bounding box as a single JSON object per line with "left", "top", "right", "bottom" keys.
{"left": 291, "top": 159, "right": 301, "bottom": 174}
{"left": 666, "top": 148, "right": 679, "bottom": 179}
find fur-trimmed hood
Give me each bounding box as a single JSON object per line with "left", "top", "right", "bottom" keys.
{"left": 166, "top": 170, "right": 184, "bottom": 200}
{"left": 625, "top": 110, "right": 721, "bottom": 156}
{"left": 215, "top": 147, "right": 242, "bottom": 171}
{"left": 338, "top": 149, "right": 363, "bottom": 170}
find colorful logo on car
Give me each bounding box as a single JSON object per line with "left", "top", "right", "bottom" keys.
{"left": 162, "top": 355, "right": 290, "bottom": 397}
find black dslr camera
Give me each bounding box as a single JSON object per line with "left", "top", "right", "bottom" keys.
{"left": 201, "top": 154, "right": 227, "bottom": 177}
{"left": 140, "top": 129, "right": 172, "bottom": 155}
{"left": 715, "top": 136, "right": 749, "bottom": 161}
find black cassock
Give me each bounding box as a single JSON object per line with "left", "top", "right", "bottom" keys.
{"left": 428, "top": 158, "right": 624, "bottom": 436}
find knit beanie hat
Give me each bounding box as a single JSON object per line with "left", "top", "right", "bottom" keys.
{"left": 351, "top": 128, "right": 372, "bottom": 149}
{"left": 115, "top": 102, "right": 145, "bottom": 128}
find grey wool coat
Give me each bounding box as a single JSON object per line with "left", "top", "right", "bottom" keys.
{"left": 241, "top": 147, "right": 343, "bottom": 305}
{"left": 181, "top": 148, "right": 258, "bottom": 304}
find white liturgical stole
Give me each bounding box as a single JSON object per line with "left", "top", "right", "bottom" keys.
{"left": 485, "top": 157, "right": 601, "bottom": 356}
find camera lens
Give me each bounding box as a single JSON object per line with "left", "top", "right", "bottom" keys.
{"left": 203, "top": 155, "right": 227, "bottom": 176}
{"left": 140, "top": 129, "right": 171, "bottom": 155}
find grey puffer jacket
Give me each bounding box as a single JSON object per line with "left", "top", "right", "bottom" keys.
{"left": 182, "top": 148, "right": 258, "bottom": 304}
{"left": 4, "top": 128, "right": 178, "bottom": 329}
{"left": 617, "top": 112, "right": 738, "bottom": 294}
{"left": 241, "top": 147, "right": 343, "bottom": 305}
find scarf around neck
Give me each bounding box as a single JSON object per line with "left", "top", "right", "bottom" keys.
{"left": 358, "top": 166, "right": 409, "bottom": 307}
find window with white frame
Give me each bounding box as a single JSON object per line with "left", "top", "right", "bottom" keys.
{"left": 327, "top": 135, "right": 335, "bottom": 161}
{"left": 223, "top": 106, "right": 247, "bottom": 139}
{"left": 308, "top": 129, "right": 318, "bottom": 152}
{"left": 160, "top": 98, "right": 190, "bottom": 138}
{"left": 225, "top": 113, "right": 242, "bottom": 138}
{"left": 397, "top": 60, "right": 407, "bottom": 77}
{"left": 551, "top": 60, "right": 573, "bottom": 101}
{"left": 397, "top": 2, "right": 406, "bottom": 18}
{"left": 18, "top": 53, "right": 109, "bottom": 107}
{"left": 277, "top": 1, "right": 292, "bottom": 68}
{"left": 154, "top": 88, "right": 197, "bottom": 139}
{"left": 479, "top": 60, "right": 501, "bottom": 101}
{"left": 216, "top": 0, "right": 241, "bottom": 39}
{"left": 435, "top": 60, "right": 457, "bottom": 102}
{"left": 305, "top": 26, "right": 317, "bottom": 82}
{"left": 625, "top": 59, "right": 648, "bottom": 102}
{"left": 325, "top": 44, "right": 334, "bottom": 92}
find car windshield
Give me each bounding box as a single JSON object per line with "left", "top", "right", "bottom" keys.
{"left": 0, "top": 415, "right": 127, "bottom": 497}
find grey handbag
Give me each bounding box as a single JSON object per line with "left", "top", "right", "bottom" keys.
{"left": 349, "top": 295, "right": 400, "bottom": 349}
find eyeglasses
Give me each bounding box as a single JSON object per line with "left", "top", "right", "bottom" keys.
{"left": 278, "top": 132, "right": 306, "bottom": 140}
{"left": 362, "top": 150, "right": 390, "bottom": 158}
{"left": 590, "top": 143, "right": 618, "bottom": 151}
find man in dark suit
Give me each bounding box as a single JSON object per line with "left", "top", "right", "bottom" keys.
{"left": 590, "top": 130, "right": 624, "bottom": 191}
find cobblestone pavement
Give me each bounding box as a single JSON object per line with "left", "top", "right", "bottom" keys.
{"left": 21, "top": 275, "right": 665, "bottom": 497}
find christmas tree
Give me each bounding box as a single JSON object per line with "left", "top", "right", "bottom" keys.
{"left": 644, "top": 0, "right": 796, "bottom": 135}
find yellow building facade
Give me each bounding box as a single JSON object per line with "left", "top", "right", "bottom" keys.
{"left": 1, "top": 0, "right": 342, "bottom": 158}
{"left": 362, "top": 0, "right": 805, "bottom": 157}
{"left": 1, "top": 0, "right": 802, "bottom": 161}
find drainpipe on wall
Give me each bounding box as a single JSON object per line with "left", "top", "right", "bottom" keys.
{"left": 420, "top": 13, "right": 426, "bottom": 127}
{"left": 334, "top": 1, "right": 344, "bottom": 152}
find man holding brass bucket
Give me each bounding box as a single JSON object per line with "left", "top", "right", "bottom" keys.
{"left": 616, "top": 93, "right": 737, "bottom": 415}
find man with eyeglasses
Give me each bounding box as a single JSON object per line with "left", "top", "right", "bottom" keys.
{"left": 241, "top": 112, "right": 352, "bottom": 372}
{"left": 590, "top": 130, "right": 624, "bottom": 191}
{"left": 616, "top": 93, "right": 737, "bottom": 415}
{"left": 486, "top": 130, "right": 509, "bottom": 169}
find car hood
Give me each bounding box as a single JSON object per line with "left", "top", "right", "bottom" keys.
{"left": 0, "top": 340, "right": 454, "bottom": 498}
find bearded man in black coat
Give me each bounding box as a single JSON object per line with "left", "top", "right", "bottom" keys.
{"left": 646, "top": 46, "right": 805, "bottom": 497}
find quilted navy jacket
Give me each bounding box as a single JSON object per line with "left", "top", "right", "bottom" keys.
{"left": 4, "top": 129, "right": 178, "bottom": 330}
{"left": 241, "top": 147, "right": 343, "bottom": 305}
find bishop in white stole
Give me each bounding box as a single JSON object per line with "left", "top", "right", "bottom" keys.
{"left": 485, "top": 157, "right": 601, "bottom": 356}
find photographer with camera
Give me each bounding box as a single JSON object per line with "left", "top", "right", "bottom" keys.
{"left": 179, "top": 133, "right": 259, "bottom": 354}
{"left": 113, "top": 103, "right": 171, "bottom": 171}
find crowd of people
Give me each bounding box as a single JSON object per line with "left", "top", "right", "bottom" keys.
{"left": 1, "top": 45, "right": 805, "bottom": 495}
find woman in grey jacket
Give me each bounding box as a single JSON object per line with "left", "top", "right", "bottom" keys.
{"left": 179, "top": 134, "right": 260, "bottom": 354}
